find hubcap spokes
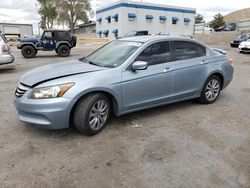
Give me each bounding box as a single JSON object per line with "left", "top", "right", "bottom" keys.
{"left": 89, "top": 100, "right": 108, "bottom": 130}
{"left": 205, "top": 79, "right": 220, "bottom": 101}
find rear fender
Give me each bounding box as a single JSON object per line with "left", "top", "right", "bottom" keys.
{"left": 56, "top": 41, "right": 71, "bottom": 49}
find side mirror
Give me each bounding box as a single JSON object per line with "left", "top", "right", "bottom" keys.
{"left": 132, "top": 61, "right": 148, "bottom": 71}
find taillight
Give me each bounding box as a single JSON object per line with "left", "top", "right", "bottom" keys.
{"left": 1, "top": 45, "right": 10, "bottom": 54}
{"left": 228, "top": 58, "right": 233, "bottom": 65}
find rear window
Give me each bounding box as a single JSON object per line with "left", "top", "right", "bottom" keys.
{"left": 0, "top": 35, "right": 7, "bottom": 44}
{"left": 173, "top": 41, "right": 206, "bottom": 61}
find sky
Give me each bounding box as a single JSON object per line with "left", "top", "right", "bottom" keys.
{"left": 0, "top": 0, "right": 250, "bottom": 34}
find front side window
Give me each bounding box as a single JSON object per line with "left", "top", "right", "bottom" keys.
{"left": 86, "top": 41, "right": 142, "bottom": 68}
{"left": 135, "top": 41, "right": 171, "bottom": 66}
{"left": 44, "top": 32, "right": 53, "bottom": 39}
{"left": 174, "top": 41, "right": 206, "bottom": 61}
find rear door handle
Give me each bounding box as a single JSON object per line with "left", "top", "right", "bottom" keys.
{"left": 163, "top": 67, "right": 172, "bottom": 72}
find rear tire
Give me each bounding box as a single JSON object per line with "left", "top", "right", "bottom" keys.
{"left": 57, "top": 45, "right": 70, "bottom": 57}
{"left": 21, "top": 45, "right": 36, "bottom": 58}
{"left": 74, "top": 93, "right": 111, "bottom": 135}
{"left": 199, "top": 75, "right": 222, "bottom": 104}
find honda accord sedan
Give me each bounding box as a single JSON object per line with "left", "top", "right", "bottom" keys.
{"left": 14, "top": 36, "right": 234, "bottom": 135}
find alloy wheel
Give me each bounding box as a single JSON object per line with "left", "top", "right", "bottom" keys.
{"left": 205, "top": 79, "right": 220, "bottom": 101}
{"left": 88, "top": 99, "right": 109, "bottom": 130}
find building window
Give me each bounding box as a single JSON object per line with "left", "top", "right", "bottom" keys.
{"left": 184, "top": 18, "right": 191, "bottom": 25}
{"left": 172, "top": 17, "right": 179, "bottom": 24}
{"left": 159, "top": 16, "right": 167, "bottom": 23}
{"left": 128, "top": 13, "right": 136, "bottom": 21}
{"left": 103, "top": 30, "right": 109, "bottom": 37}
{"left": 97, "top": 18, "right": 102, "bottom": 23}
{"left": 112, "top": 29, "right": 118, "bottom": 38}
{"left": 97, "top": 31, "right": 102, "bottom": 38}
{"left": 105, "top": 16, "right": 111, "bottom": 23}
{"left": 145, "top": 15, "right": 153, "bottom": 20}
{"left": 112, "top": 14, "right": 118, "bottom": 22}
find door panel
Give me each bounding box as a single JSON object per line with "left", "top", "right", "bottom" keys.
{"left": 173, "top": 41, "right": 207, "bottom": 99}
{"left": 174, "top": 57, "right": 207, "bottom": 99}
{"left": 122, "top": 62, "right": 175, "bottom": 111}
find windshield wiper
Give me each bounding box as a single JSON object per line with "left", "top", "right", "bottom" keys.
{"left": 88, "top": 61, "right": 100, "bottom": 66}
{"left": 79, "top": 57, "right": 87, "bottom": 62}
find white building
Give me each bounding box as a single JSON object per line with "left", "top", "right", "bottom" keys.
{"left": 96, "top": 0, "right": 196, "bottom": 40}
{"left": 0, "top": 23, "right": 33, "bottom": 38}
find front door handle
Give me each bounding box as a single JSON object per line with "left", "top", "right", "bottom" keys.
{"left": 201, "top": 60, "right": 208, "bottom": 65}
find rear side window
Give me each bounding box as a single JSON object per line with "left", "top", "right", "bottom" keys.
{"left": 135, "top": 41, "right": 171, "bottom": 66}
{"left": 174, "top": 41, "right": 206, "bottom": 61}
{"left": 54, "top": 31, "right": 70, "bottom": 40}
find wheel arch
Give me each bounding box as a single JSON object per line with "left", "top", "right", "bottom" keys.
{"left": 56, "top": 41, "right": 71, "bottom": 49}
{"left": 69, "top": 90, "right": 120, "bottom": 127}
{"left": 20, "top": 43, "right": 37, "bottom": 49}
{"left": 207, "top": 71, "right": 225, "bottom": 89}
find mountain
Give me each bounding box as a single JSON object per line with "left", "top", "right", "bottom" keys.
{"left": 224, "top": 8, "right": 250, "bottom": 23}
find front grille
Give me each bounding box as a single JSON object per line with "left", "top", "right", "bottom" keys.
{"left": 15, "top": 83, "right": 30, "bottom": 98}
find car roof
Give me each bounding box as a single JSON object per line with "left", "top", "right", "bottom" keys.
{"left": 118, "top": 35, "right": 194, "bottom": 43}
{"left": 44, "top": 29, "right": 69, "bottom": 32}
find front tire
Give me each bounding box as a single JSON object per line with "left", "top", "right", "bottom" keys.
{"left": 21, "top": 45, "right": 36, "bottom": 58}
{"left": 57, "top": 45, "right": 70, "bottom": 57}
{"left": 199, "top": 75, "right": 222, "bottom": 104}
{"left": 74, "top": 93, "right": 111, "bottom": 135}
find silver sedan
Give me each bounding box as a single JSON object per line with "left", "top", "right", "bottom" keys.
{"left": 14, "top": 36, "right": 233, "bottom": 135}
{"left": 0, "top": 34, "right": 14, "bottom": 65}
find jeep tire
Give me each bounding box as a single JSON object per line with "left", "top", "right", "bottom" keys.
{"left": 57, "top": 45, "right": 70, "bottom": 57}
{"left": 21, "top": 45, "right": 37, "bottom": 58}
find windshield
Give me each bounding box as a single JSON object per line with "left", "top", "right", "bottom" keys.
{"left": 85, "top": 40, "right": 142, "bottom": 68}
{"left": 238, "top": 35, "right": 249, "bottom": 40}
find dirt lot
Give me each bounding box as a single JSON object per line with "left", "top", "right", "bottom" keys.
{"left": 0, "top": 43, "right": 250, "bottom": 188}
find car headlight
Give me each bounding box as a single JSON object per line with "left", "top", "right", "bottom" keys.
{"left": 30, "top": 83, "right": 75, "bottom": 99}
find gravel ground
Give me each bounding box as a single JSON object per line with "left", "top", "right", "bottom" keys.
{"left": 0, "top": 43, "right": 249, "bottom": 188}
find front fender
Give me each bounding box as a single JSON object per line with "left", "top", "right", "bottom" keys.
{"left": 72, "top": 87, "right": 122, "bottom": 115}
{"left": 17, "top": 42, "right": 37, "bottom": 49}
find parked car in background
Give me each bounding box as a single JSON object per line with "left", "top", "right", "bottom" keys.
{"left": 14, "top": 36, "right": 233, "bottom": 135}
{"left": 125, "top": 30, "right": 149, "bottom": 37}
{"left": 238, "top": 39, "right": 250, "bottom": 53}
{"left": 204, "top": 26, "right": 214, "bottom": 34}
{"left": 0, "top": 34, "right": 14, "bottom": 65}
{"left": 17, "top": 30, "right": 77, "bottom": 58}
{"left": 214, "top": 25, "right": 227, "bottom": 32}
{"left": 230, "top": 34, "right": 250, "bottom": 47}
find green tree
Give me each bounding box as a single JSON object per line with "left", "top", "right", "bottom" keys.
{"left": 209, "top": 13, "right": 225, "bottom": 29}
{"left": 195, "top": 14, "right": 204, "bottom": 23}
{"left": 57, "top": 0, "right": 92, "bottom": 33}
{"left": 37, "top": 0, "right": 58, "bottom": 29}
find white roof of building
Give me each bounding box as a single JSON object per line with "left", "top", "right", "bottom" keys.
{"left": 96, "top": 0, "right": 196, "bottom": 14}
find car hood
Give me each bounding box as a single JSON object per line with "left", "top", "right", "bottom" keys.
{"left": 20, "top": 60, "right": 106, "bottom": 87}
{"left": 19, "top": 37, "right": 38, "bottom": 43}
{"left": 240, "top": 41, "right": 250, "bottom": 45}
